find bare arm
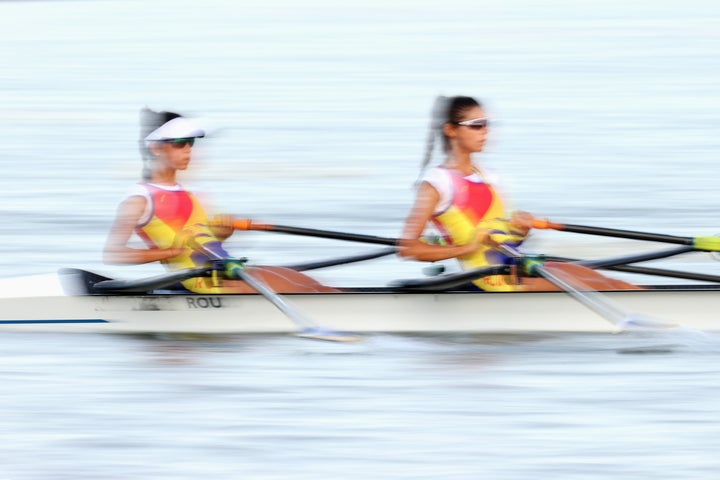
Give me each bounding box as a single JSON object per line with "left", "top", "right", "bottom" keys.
{"left": 103, "top": 196, "right": 184, "bottom": 265}
{"left": 398, "top": 182, "right": 486, "bottom": 262}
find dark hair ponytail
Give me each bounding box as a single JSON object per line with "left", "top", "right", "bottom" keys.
{"left": 419, "top": 96, "right": 449, "bottom": 173}
{"left": 139, "top": 107, "right": 182, "bottom": 181}
{"left": 419, "top": 95, "right": 482, "bottom": 174}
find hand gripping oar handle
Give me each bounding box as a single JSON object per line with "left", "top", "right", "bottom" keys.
{"left": 533, "top": 219, "right": 720, "bottom": 252}
{"left": 232, "top": 220, "right": 398, "bottom": 246}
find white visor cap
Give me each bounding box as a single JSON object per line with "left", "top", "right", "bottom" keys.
{"left": 145, "top": 117, "right": 206, "bottom": 142}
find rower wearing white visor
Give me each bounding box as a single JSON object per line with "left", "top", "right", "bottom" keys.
{"left": 103, "top": 108, "right": 337, "bottom": 294}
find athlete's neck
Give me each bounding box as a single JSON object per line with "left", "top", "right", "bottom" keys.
{"left": 150, "top": 168, "right": 178, "bottom": 186}
{"left": 443, "top": 153, "right": 479, "bottom": 177}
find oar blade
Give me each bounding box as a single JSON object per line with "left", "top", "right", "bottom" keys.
{"left": 616, "top": 313, "right": 680, "bottom": 332}
{"left": 538, "top": 263, "right": 680, "bottom": 332}
{"left": 294, "top": 327, "right": 363, "bottom": 343}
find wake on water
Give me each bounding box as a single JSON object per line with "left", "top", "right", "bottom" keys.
{"left": 613, "top": 325, "right": 718, "bottom": 354}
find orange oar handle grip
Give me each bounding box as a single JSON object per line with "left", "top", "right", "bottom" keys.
{"left": 532, "top": 218, "right": 565, "bottom": 231}
{"left": 230, "top": 219, "right": 276, "bottom": 232}
{"left": 232, "top": 219, "right": 254, "bottom": 230}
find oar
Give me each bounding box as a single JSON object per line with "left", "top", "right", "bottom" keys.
{"left": 89, "top": 247, "right": 397, "bottom": 293}
{"left": 231, "top": 217, "right": 720, "bottom": 253}
{"left": 541, "top": 250, "right": 720, "bottom": 284}
{"left": 187, "top": 238, "right": 360, "bottom": 342}
{"left": 231, "top": 219, "right": 398, "bottom": 246}
{"left": 389, "top": 265, "right": 512, "bottom": 291}
{"left": 547, "top": 256, "right": 720, "bottom": 284}
{"left": 544, "top": 245, "right": 720, "bottom": 283}
{"left": 499, "top": 245, "right": 678, "bottom": 332}
{"left": 91, "top": 266, "right": 215, "bottom": 294}
{"left": 533, "top": 218, "right": 720, "bottom": 252}
{"left": 391, "top": 246, "right": 720, "bottom": 292}
{"left": 575, "top": 246, "right": 696, "bottom": 269}
{"left": 284, "top": 247, "right": 398, "bottom": 271}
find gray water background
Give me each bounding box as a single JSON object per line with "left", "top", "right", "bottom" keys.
{"left": 1, "top": 0, "right": 720, "bottom": 478}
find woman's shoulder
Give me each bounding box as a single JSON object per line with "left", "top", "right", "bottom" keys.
{"left": 123, "top": 183, "right": 150, "bottom": 198}
{"left": 421, "top": 166, "right": 452, "bottom": 183}
{"left": 122, "top": 182, "right": 184, "bottom": 201}
{"left": 420, "top": 167, "right": 454, "bottom": 198}
{"left": 423, "top": 166, "right": 485, "bottom": 185}
{"left": 140, "top": 182, "right": 185, "bottom": 192}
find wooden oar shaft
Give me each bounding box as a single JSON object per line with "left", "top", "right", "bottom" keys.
{"left": 233, "top": 220, "right": 398, "bottom": 246}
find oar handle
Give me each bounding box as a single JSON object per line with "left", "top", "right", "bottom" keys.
{"left": 233, "top": 219, "right": 273, "bottom": 231}
{"left": 531, "top": 218, "right": 564, "bottom": 231}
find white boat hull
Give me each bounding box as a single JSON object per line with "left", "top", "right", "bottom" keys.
{"left": 1, "top": 288, "right": 718, "bottom": 334}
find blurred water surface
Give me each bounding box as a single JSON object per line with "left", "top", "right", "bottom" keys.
{"left": 1, "top": 0, "right": 720, "bottom": 478}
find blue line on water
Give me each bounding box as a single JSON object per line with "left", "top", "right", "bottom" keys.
{"left": 0, "top": 319, "right": 109, "bottom": 325}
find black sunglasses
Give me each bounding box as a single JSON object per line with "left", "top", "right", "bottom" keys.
{"left": 164, "top": 138, "right": 195, "bottom": 148}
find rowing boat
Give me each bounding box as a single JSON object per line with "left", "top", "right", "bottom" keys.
{"left": 0, "top": 268, "right": 718, "bottom": 335}
{"left": 3, "top": 221, "right": 720, "bottom": 337}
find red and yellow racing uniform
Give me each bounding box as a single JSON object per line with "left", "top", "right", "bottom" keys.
{"left": 429, "top": 169, "right": 524, "bottom": 291}
{"left": 134, "top": 183, "right": 231, "bottom": 293}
